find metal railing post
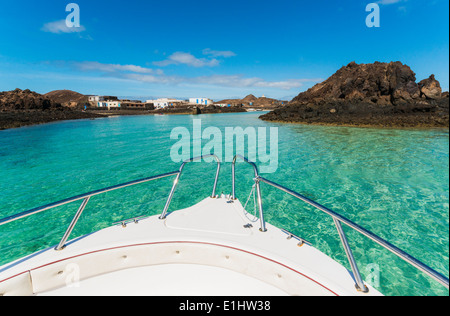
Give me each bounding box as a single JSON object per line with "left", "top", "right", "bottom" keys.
{"left": 333, "top": 218, "right": 368, "bottom": 292}
{"left": 211, "top": 158, "right": 220, "bottom": 198}
{"left": 55, "top": 196, "right": 91, "bottom": 251}
{"left": 159, "top": 172, "right": 182, "bottom": 220}
{"left": 232, "top": 155, "right": 267, "bottom": 232}
{"left": 232, "top": 162, "right": 236, "bottom": 200}
{"left": 160, "top": 154, "right": 221, "bottom": 220}
{"left": 255, "top": 177, "right": 267, "bottom": 232}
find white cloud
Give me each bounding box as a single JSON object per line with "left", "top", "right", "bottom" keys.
{"left": 154, "top": 50, "right": 236, "bottom": 67}
{"left": 41, "top": 19, "right": 86, "bottom": 34}
{"left": 202, "top": 48, "right": 237, "bottom": 58}
{"left": 376, "top": 0, "right": 407, "bottom": 5}
{"left": 192, "top": 75, "right": 321, "bottom": 90}
{"left": 376, "top": 0, "right": 409, "bottom": 12}
{"left": 75, "top": 61, "right": 162, "bottom": 74}
{"left": 70, "top": 60, "right": 321, "bottom": 91}
{"left": 154, "top": 52, "right": 220, "bottom": 67}
{"left": 123, "top": 73, "right": 181, "bottom": 85}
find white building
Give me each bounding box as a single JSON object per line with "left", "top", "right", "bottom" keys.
{"left": 189, "top": 98, "right": 214, "bottom": 106}
{"left": 90, "top": 96, "right": 115, "bottom": 102}
{"left": 88, "top": 95, "right": 100, "bottom": 102}
{"left": 146, "top": 98, "right": 186, "bottom": 109}
{"left": 97, "top": 101, "right": 121, "bottom": 108}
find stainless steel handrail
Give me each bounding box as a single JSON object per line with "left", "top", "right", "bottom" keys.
{"left": 257, "top": 176, "right": 450, "bottom": 290}
{"left": 0, "top": 155, "right": 221, "bottom": 252}
{"left": 232, "top": 154, "right": 266, "bottom": 232}
{"left": 159, "top": 154, "right": 221, "bottom": 220}
{"left": 0, "top": 171, "right": 179, "bottom": 228}
{"left": 0, "top": 171, "right": 179, "bottom": 251}
{"left": 230, "top": 155, "right": 449, "bottom": 291}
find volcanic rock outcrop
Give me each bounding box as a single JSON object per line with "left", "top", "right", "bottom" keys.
{"left": 44, "top": 90, "right": 89, "bottom": 107}
{"left": 260, "top": 62, "right": 449, "bottom": 127}
{"left": 0, "top": 88, "right": 62, "bottom": 110}
{"left": 217, "top": 94, "right": 287, "bottom": 108}
{"left": 0, "top": 89, "right": 104, "bottom": 130}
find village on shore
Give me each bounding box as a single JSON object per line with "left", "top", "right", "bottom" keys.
{"left": 84, "top": 94, "right": 287, "bottom": 111}
{"left": 0, "top": 88, "right": 288, "bottom": 130}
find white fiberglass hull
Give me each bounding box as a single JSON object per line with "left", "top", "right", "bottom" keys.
{"left": 0, "top": 197, "right": 381, "bottom": 296}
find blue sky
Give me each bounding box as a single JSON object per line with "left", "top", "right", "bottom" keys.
{"left": 0, "top": 0, "right": 448, "bottom": 100}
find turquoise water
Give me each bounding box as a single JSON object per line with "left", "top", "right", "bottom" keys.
{"left": 0, "top": 112, "right": 448, "bottom": 296}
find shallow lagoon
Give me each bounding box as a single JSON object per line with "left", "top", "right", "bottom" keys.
{"left": 0, "top": 112, "right": 448, "bottom": 296}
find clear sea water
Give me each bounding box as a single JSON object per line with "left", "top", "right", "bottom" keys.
{"left": 0, "top": 112, "right": 448, "bottom": 296}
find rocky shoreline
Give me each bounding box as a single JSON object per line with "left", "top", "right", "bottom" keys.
{"left": 0, "top": 109, "right": 106, "bottom": 130}
{"left": 260, "top": 110, "right": 449, "bottom": 128}
{"left": 0, "top": 89, "right": 104, "bottom": 130}
{"left": 88, "top": 105, "right": 247, "bottom": 116}
{"left": 260, "top": 62, "right": 449, "bottom": 128}
{"left": 0, "top": 89, "right": 247, "bottom": 130}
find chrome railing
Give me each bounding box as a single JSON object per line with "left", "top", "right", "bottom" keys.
{"left": 0, "top": 171, "right": 179, "bottom": 251}
{"left": 0, "top": 154, "right": 221, "bottom": 251}
{"left": 231, "top": 154, "right": 449, "bottom": 291}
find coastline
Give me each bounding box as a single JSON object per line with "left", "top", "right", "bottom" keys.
{"left": 3, "top": 108, "right": 448, "bottom": 132}
{"left": 0, "top": 106, "right": 249, "bottom": 131}
{"left": 259, "top": 112, "right": 450, "bottom": 129}
{"left": 89, "top": 105, "right": 247, "bottom": 116}
{"left": 258, "top": 116, "right": 450, "bottom": 130}
{"left": 0, "top": 110, "right": 106, "bottom": 131}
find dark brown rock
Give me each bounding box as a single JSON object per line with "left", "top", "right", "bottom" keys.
{"left": 260, "top": 62, "right": 449, "bottom": 127}
{"left": 0, "top": 88, "right": 62, "bottom": 110}
{"left": 44, "top": 90, "right": 89, "bottom": 107}
{"left": 418, "top": 75, "right": 442, "bottom": 99}
{"left": 0, "top": 89, "right": 105, "bottom": 130}
{"left": 216, "top": 94, "right": 287, "bottom": 108}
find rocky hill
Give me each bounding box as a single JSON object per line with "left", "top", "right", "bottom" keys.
{"left": 0, "top": 88, "right": 62, "bottom": 110}
{"left": 44, "top": 90, "right": 89, "bottom": 107}
{"left": 260, "top": 62, "right": 449, "bottom": 127}
{"left": 0, "top": 89, "right": 104, "bottom": 130}
{"left": 217, "top": 94, "right": 287, "bottom": 108}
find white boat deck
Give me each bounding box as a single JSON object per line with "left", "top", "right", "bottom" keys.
{"left": 0, "top": 196, "right": 382, "bottom": 296}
